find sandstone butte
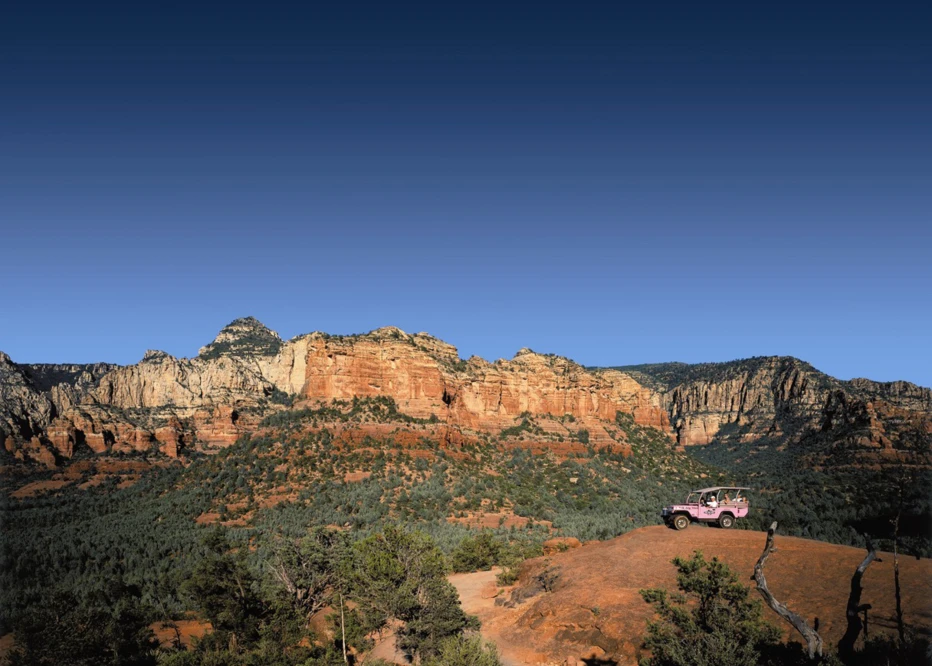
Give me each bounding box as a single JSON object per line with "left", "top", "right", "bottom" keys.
{"left": 1, "top": 317, "right": 930, "bottom": 467}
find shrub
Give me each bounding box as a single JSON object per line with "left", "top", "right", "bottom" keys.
{"left": 496, "top": 568, "right": 519, "bottom": 586}
{"left": 421, "top": 633, "right": 503, "bottom": 666}
{"left": 8, "top": 588, "right": 158, "bottom": 666}
{"left": 639, "top": 551, "right": 780, "bottom": 666}
{"left": 450, "top": 532, "right": 504, "bottom": 572}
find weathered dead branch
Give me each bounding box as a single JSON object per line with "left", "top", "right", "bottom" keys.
{"left": 753, "top": 521, "right": 824, "bottom": 660}
{"left": 839, "top": 536, "right": 878, "bottom": 658}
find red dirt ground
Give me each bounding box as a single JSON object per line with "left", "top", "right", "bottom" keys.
{"left": 151, "top": 619, "right": 211, "bottom": 649}
{"left": 8, "top": 479, "right": 70, "bottom": 498}
{"left": 451, "top": 525, "right": 932, "bottom": 666}
{"left": 447, "top": 510, "right": 552, "bottom": 530}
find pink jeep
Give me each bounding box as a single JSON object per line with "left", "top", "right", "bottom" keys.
{"left": 661, "top": 486, "right": 750, "bottom": 530}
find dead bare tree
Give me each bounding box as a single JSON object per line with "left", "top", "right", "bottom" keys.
{"left": 753, "top": 521, "right": 824, "bottom": 660}
{"left": 838, "top": 536, "right": 879, "bottom": 660}
{"left": 892, "top": 513, "right": 906, "bottom": 649}
{"left": 340, "top": 593, "right": 348, "bottom": 665}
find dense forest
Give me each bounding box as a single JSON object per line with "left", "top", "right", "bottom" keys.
{"left": 688, "top": 436, "right": 932, "bottom": 557}
{"left": 2, "top": 398, "right": 929, "bottom": 664}
{"left": 0, "top": 406, "right": 719, "bottom": 631}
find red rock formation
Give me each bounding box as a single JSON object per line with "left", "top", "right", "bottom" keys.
{"left": 154, "top": 418, "right": 184, "bottom": 458}
{"left": 3, "top": 319, "right": 928, "bottom": 468}
{"left": 298, "top": 330, "right": 669, "bottom": 433}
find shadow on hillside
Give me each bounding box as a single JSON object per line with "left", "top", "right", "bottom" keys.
{"left": 581, "top": 659, "right": 618, "bottom": 666}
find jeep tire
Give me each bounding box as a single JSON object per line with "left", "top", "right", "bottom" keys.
{"left": 673, "top": 515, "right": 690, "bottom": 530}
{"left": 719, "top": 514, "right": 735, "bottom": 529}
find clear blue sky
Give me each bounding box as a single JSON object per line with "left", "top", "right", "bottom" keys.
{"left": 2, "top": 1, "right": 930, "bottom": 386}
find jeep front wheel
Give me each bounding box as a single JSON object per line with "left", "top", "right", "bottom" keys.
{"left": 673, "top": 515, "right": 690, "bottom": 530}
{"left": 719, "top": 514, "right": 734, "bottom": 529}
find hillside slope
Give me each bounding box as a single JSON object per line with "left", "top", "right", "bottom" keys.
{"left": 454, "top": 525, "right": 932, "bottom": 666}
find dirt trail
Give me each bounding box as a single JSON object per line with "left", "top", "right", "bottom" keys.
{"left": 367, "top": 625, "right": 408, "bottom": 664}
{"left": 450, "top": 569, "right": 533, "bottom": 666}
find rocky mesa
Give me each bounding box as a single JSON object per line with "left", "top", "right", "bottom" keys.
{"left": 0, "top": 318, "right": 667, "bottom": 466}
{"left": 1, "top": 318, "right": 929, "bottom": 469}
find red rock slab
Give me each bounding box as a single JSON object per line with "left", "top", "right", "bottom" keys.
{"left": 454, "top": 526, "right": 932, "bottom": 666}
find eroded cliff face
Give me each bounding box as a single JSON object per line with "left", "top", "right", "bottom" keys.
{"left": 2, "top": 319, "right": 929, "bottom": 468}
{"left": 297, "top": 329, "right": 668, "bottom": 431}
{"left": 661, "top": 357, "right": 831, "bottom": 446}
{"left": 630, "top": 357, "right": 932, "bottom": 463}
{"left": 0, "top": 320, "right": 667, "bottom": 466}
{"left": 0, "top": 356, "right": 131, "bottom": 467}
{"left": 1, "top": 353, "right": 55, "bottom": 465}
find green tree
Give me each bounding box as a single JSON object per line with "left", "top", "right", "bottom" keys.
{"left": 9, "top": 588, "right": 157, "bottom": 666}
{"left": 349, "top": 526, "right": 477, "bottom": 660}
{"left": 639, "top": 551, "right": 781, "bottom": 666}
{"left": 450, "top": 532, "right": 504, "bottom": 572}
{"left": 267, "top": 528, "right": 351, "bottom": 624}
{"left": 420, "top": 633, "right": 503, "bottom": 666}
{"left": 182, "top": 529, "right": 264, "bottom": 647}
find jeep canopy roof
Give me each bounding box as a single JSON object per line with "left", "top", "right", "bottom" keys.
{"left": 690, "top": 487, "right": 751, "bottom": 493}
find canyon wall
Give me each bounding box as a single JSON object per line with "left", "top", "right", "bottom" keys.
{"left": 2, "top": 318, "right": 929, "bottom": 468}
{"left": 633, "top": 357, "right": 932, "bottom": 461}
{"left": 0, "top": 320, "right": 667, "bottom": 465}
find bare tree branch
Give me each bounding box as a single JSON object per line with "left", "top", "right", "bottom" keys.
{"left": 753, "top": 521, "right": 824, "bottom": 660}
{"left": 892, "top": 513, "right": 906, "bottom": 648}
{"left": 839, "top": 536, "right": 878, "bottom": 659}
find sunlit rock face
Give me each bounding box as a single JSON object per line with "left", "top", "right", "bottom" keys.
{"left": 297, "top": 329, "right": 668, "bottom": 431}
{"left": 1, "top": 319, "right": 928, "bottom": 468}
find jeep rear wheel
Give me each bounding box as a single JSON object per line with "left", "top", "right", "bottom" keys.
{"left": 673, "top": 515, "right": 690, "bottom": 530}
{"left": 719, "top": 514, "right": 734, "bottom": 529}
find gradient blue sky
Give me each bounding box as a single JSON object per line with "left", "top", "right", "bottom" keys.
{"left": 2, "top": 1, "right": 930, "bottom": 385}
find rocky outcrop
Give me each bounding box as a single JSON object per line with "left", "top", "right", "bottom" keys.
{"left": 660, "top": 357, "right": 831, "bottom": 446}
{"left": 19, "top": 362, "right": 118, "bottom": 394}
{"left": 2, "top": 319, "right": 929, "bottom": 467}
{"left": 1, "top": 353, "right": 55, "bottom": 449}
{"left": 0, "top": 320, "right": 669, "bottom": 465}
{"left": 846, "top": 377, "right": 932, "bottom": 412}
{"left": 77, "top": 322, "right": 669, "bottom": 439}
{"left": 198, "top": 316, "right": 283, "bottom": 359}
{"left": 297, "top": 329, "right": 668, "bottom": 431}
{"left": 621, "top": 357, "right": 932, "bottom": 462}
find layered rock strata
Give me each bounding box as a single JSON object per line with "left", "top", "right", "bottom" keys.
{"left": 2, "top": 319, "right": 929, "bottom": 468}
{"left": 620, "top": 357, "right": 932, "bottom": 461}
{"left": 0, "top": 320, "right": 667, "bottom": 465}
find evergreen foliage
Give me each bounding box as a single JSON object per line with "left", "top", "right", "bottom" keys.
{"left": 4, "top": 392, "right": 927, "bottom": 664}
{"left": 8, "top": 586, "right": 158, "bottom": 666}
{"left": 639, "top": 551, "right": 781, "bottom": 666}
{"left": 420, "top": 633, "right": 503, "bottom": 666}
{"left": 349, "top": 526, "right": 478, "bottom": 660}
{"left": 182, "top": 529, "right": 265, "bottom": 646}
